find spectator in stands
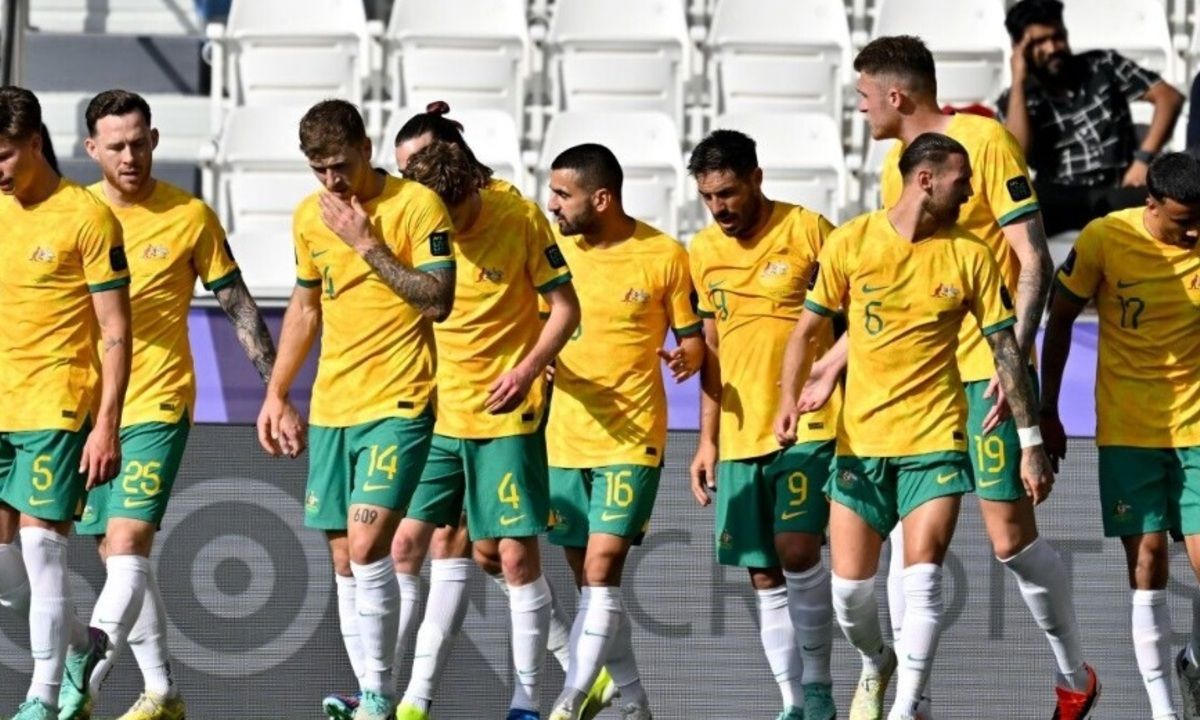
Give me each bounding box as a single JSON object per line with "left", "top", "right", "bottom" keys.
{"left": 998, "top": 0, "right": 1183, "bottom": 236}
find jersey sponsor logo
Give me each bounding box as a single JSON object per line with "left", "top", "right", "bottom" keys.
{"left": 1006, "top": 176, "right": 1033, "bottom": 202}
{"left": 29, "top": 246, "right": 56, "bottom": 263}
{"left": 935, "top": 471, "right": 958, "bottom": 485}
{"left": 932, "top": 283, "right": 961, "bottom": 299}
{"left": 807, "top": 261, "right": 820, "bottom": 290}
{"left": 477, "top": 267, "right": 504, "bottom": 283}
{"left": 600, "top": 511, "right": 628, "bottom": 522}
{"left": 622, "top": 288, "right": 650, "bottom": 304}
{"left": 862, "top": 283, "right": 888, "bottom": 293}
{"left": 1061, "top": 249, "right": 1076, "bottom": 276}
{"left": 1115, "top": 279, "right": 1145, "bottom": 289}
{"left": 500, "top": 513, "right": 527, "bottom": 526}
{"left": 142, "top": 244, "right": 170, "bottom": 260}
{"left": 1000, "top": 286, "right": 1014, "bottom": 310}
{"left": 110, "top": 246, "right": 129, "bottom": 272}
{"left": 544, "top": 244, "right": 567, "bottom": 269}
{"left": 429, "top": 231, "right": 451, "bottom": 257}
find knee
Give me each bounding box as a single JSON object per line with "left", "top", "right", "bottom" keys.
{"left": 473, "top": 541, "right": 503, "bottom": 577}
{"left": 349, "top": 532, "right": 387, "bottom": 566}
{"left": 775, "top": 534, "right": 822, "bottom": 573}
{"left": 103, "top": 523, "right": 156, "bottom": 558}
{"left": 430, "top": 525, "right": 470, "bottom": 560}
{"left": 498, "top": 538, "right": 540, "bottom": 585}
{"left": 391, "top": 526, "right": 425, "bottom": 573}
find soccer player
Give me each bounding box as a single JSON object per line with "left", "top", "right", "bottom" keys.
{"left": 395, "top": 101, "right": 522, "bottom": 198}
{"left": 0, "top": 86, "right": 132, "bottom": 720}
{"left": 1042, "top": 152, "right": 1200, "bottom": 720}
{"left": 543, "top": 143, "right": 703, "bottom": 720}
{"left": 54, "top": 89, "right": 281, "bottom": 720}
{"left": 776, "top": 133, "right": 1054, "bottom": 720}
{"left": 688, "top": 129, "right": 839, "bottom": 720}
{"left": 256, "top": 99, "right": 456, "bottom": 720}
{"left": 394, "top": 140, "right": 580, "bottom": 720}
{"left": 800, "top": 35, "right": 1094, "bottom": 717}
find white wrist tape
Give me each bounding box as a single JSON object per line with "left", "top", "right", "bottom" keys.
{"left": 1017, "top": 426, "right": 1043, "bottom": 449}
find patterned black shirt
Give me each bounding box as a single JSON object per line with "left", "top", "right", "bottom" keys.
{"left": 997, "top": 50, "right": 1160, "bottom": 187}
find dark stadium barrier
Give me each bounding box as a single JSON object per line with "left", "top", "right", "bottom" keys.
{"left": 0, "top": 427, "right": 1193, "bottom": 718}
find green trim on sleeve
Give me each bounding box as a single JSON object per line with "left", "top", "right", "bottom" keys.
{"left": 417, "top": 260, "right": 456, "bottom": 273}
{"left": 997, "top": 203, "right": 1040, "bottom": 227}
{"left": 536, "top": 272, "right": 573, "bottom": 294}
{"left": 88, "top": 276, "right": 131, "bottom": 293}
{"left": 803, "top": 299, "right": 837, "bottom": 317}
{"left": 981, "top": 316, "right": 1017, "bottom": 337}
{"left": 673, "top": 321, "right": 703, "bottom": 337}
{"left": 1052, "top": 276, "right": 1090, "bottom": 305}
{"left": 203, "top": 268, "right": 241, "bottom": 292}
{"left": 696, "top": 308, "right": 715, "bottom": 319}
{"left": 296, "top": 277, "right": 322, "bottom": 288}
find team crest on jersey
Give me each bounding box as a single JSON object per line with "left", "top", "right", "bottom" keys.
{"left": 931, "top": 283, "right": 961, "bottom": 299}
{"left": 718, "top": 530, "right": 733, "bottom": 549}
{"left": 477, "top": 267, "right": 503, "bottom": 284}
{"left": 837, "top": 469, "right": 858, "bottom": 488}
{"left": 305, "top": 491, "right": 319, "bottom": 513}
{"left": 29, "top": 247, "right": 55, "bottom": 263}
{"left": 1112, "top": 499, "right": 1132, "bottom": 520}
{"left": 142, "top": 244, "right": 170, "bottom": 260}
{"left": 760, "top": 261, "right": 790, "bottom": 281}
{"left": 1189, "top": 274, "right": 1200, "bottom": 291}
{"left": 622, "top": 288, "right": 650, "bottom": 304}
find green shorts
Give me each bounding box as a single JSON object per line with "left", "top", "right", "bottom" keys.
{"left": 305, "top": 413, "right": 434, "bottom": 531}
{"left": 828, "top": 451, "right": 973, "bottom": 537}
{"left": 963, "top": 370, "right": 1039, "bottom": 502}
{"left": 714, "top": 440, "right": 834, "bottom": 568}
{"left": 405, "top": 432, "right": 548, "bottom": 540}
{"left": 0, "top": 424, "right": 90, "bottom": 523}
{"left": 547, "top": 464, "right": 661, "bottom": 548}
{"left": 1098, "top": 445, "right": 1200, "bottom": 537}
{"left": 78, "top": 419, "right": 190, "bottom": 534}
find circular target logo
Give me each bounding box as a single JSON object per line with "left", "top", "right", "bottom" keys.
{"left": 156, "top": 478, "right": 330, "bottom": 677}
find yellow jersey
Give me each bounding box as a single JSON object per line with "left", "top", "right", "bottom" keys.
{"left": 294, "top": 174, "right": 455, "bottom": 427}
{"left": 0, "top": 178, "right": 129, "bottom": 432}
{"left": 881, "top": 113, "right": 1039, "bottom": 382}
{"left": 433, "top": 189, "right": 572, "bottom": 439}
{"left": 487, "top": 177, "right": 522, "bottom": 197}
{"left": 689, "top": 201, "right": 840, "bottom": 461}
{"left": 89, "top": 181, "right": 239, "bottom": 427}
{"left": 806, "top": 210, "right": 1016, "bottom": 457}
{"left": 547, "top": 221, "right": 701, "bottom": 468}
{"left": 1056, "top": 207, "right": 1200, "bottom": 448}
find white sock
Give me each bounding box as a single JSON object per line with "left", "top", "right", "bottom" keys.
{"left": 127, "top": 566, "right": 176, "bottom": 698}
{"left": 394, "top": 572, "right": 421, "bottom": 679}
{"left": 1133, "top": 589, "right": 1177, "bottom": 719}
{"left": 21, "top": 527, "right": 70, "bottom": 708}
{"left": 1001, "top": 538, "right": 1088, "bottom": 690}
{"left": 0, "top": 542, "right": 30, "bottom": 614}
{"left": 88, "top": 554, "right": 150, "bottom": 695}
{"left": 352, "top": 556, "right": 400, "bottom": 695}
{"left": 492, "top": 570, "right": 572, "bottom": 671}
{"left": 564, "top": 586, "right": 621, "bottom": 696}
{"left": 605, "top": 610, "right": 647, "bottom": 706}
{"left": 785, "top": 564, "right": 833, "bottom": 686}
{"left": 508, "top": 575, "right": 551, "bottom": 711}
{"left": 831, "top": 573, "right": 888, "bottom": 672}
{"left": 886, "top": 526, "right": 906, "bottom": 641}
{"left": 335, "top": 573, "right": 365, "bottom": 686}
{"left": 402, "top": 558, "right": 472, "bottom": 701}
{"left": 757, "top": 585, "right": 804, "bottom": 708}
{"left": 890, "top": 564, "right": 943, "bottom": 718}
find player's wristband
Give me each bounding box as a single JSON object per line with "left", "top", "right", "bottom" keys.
{"left": 1017, "top": 426, "right": 1043, "bottom": 449}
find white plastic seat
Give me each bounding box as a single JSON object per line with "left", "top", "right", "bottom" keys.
{"left": 226, "top": 231, "right": 303, "bottom": 299}
{"left": 539, "top": 111, "right": 683, "bottom": 236}
{"left": 41, "top": 92, "right": 213, "bottom": 163}
{"left": 384, "top": 0, "right": 529, "bottom": 137}
{"left": 547, "top": 0, "right": 691, "bottom": 130}
{"left": 707, "top": 0, "right": 851, "bottom": 123}
{"left": 30, "top": 0, "right": 201, "bottom": 35}
{"left": 1065, "top": 0, "right": 1181, "bottom": 84}
{"left": 858, "top": 137, "right": 898, "bottom": 211}
{"left": 713, "top": 113, "right": 847, "bottom": 221}
{"left": 873, "top": 0, "right": 1010, "bottom": 107}
{"left": 377, "top": 108, "right": 527, "bottom": 193}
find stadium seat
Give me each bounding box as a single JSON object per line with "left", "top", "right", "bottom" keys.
{"left": 30, "top": 0, "right": 202, "bottom": 35}
{"left": 547, "top": 0, "right": 692, "bottom": 131}
{"left": 384, "top": 0, "right": 529, "bottom": 139}
{"left": 858, "top": 136, "right": 897, "bottom": 211}
{"left": 872, "top": 0, "right": 1011, "bottom": 107}
{"left": 1064, "top": 0, "right": 1182, "bottom": 84}
{"left": 213, "top": 0, "right": 371, "bottom": 109}
{"left": 712, "top": 113, "right": 847, "bottom": 221}
{"left": 40, "top": 91, "right": 211, "bottom": 163}
{"left": 539, "top": 111, "right": 684, "bottom": 236}
{"left": 707, "top": 0, "right": 852, "bottom": 123}
{"left": 377, "top": 108, "right": 528, "bottom": 194}
{"left": 224, "top": 230, "right": 301, "bottom": 300}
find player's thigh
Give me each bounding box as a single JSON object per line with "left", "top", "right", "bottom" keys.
{"left": 1098, "top": 446, "right": 1174, "bottom": 538}
{"left": 584, "top": 464, "right": 660, "bottom": 545}
{"left": 347, "top": 414, "right": 435, "bottom": 514}
{"left": 893, "top": 450, "right": 972, "bottom": 565}
{"left": 462, "top": 432, "right": 548, "bottom": 541}
{"left": 713, "top": 456, "right": 778, "bottom": 568}
{"left": 964, "top": 377, "right": 1025, "bottom": 502}
{"left": 548, "top": 467, "right": 591, "bottom": 549}
{"left": 2, "top": 425, "right": 89, "bottom": 523}
{"left": 406, "top": 434, "right": 466, "bottom": 528}
{"left": 305, "top": 425, "right": 352, "bottom": 531}
{"left": 80, "top": 420, "right": 189, "bottom": 538}
{"left": 827, "top": 455, "right": 898, "bottom": 539}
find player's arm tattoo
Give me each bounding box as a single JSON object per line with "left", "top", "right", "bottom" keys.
{"left": 1006, "top": 216, "right": 1054, "bottom": 359}
{"left": 215, "top": 276, "right": 277, "bottom": 384}
{"left": 987, "top": 328, "right": 1038, "bottom": 427}
{"left": 360, "top": 246, "right": 455, "bottom": 322}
